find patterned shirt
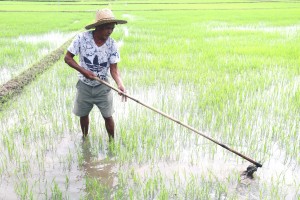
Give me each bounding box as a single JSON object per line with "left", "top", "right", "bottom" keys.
{"left": 67, "top": 31, "right": 120, "bottom": 86}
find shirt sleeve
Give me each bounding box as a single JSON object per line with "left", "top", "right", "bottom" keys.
{"left": 109, "top": 39, "right": 121, "bottom": 64}
{"left": 67, "top": 34, "right": 80, "bottom": 56}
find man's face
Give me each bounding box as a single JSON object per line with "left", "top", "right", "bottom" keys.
{"left": 95, "top": 23, "right": 116, "bottom": 40}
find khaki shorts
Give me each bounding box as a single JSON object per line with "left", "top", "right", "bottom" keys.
{"left": 73, "top": 80, "right": 114, "bottom": 118}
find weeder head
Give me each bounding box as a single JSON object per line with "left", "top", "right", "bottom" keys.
{"left": 241, "top": 164, "right": 258, "bottom": 179}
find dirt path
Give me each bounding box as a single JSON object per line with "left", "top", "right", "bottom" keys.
{"left": 0, "top": 39, "right": 72, "bottom": 106}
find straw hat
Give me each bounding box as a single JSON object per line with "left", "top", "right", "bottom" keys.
{"left": 85, "top": 8, "right": 127, "bottom": 30}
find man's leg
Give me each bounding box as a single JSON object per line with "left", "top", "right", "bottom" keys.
{"left": 104, "top": 116, "right": 115, "bottom": 140}
{"left": 80, "top": 115, "right": 89, "bottom": 137}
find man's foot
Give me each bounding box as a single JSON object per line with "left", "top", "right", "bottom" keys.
{"left": 107, "top": 139, "right": 116, "bottom": 158}
{"left": 108, "top": 135, "right": 114, "bottom": 143}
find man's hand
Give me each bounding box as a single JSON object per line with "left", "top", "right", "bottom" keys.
{"left": 110, "top": 63, "right": 126, "bottom": 101}
{"left": 83, "top": 69, "right": 97, "bottom": 80}
{"left": 118, "top": 85, "right": 127, "bottom": 102}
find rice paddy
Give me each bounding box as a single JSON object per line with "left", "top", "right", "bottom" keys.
{"left": 0, "top": 0, "right": 299, "bottom": 199}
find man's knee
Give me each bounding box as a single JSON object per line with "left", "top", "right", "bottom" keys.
{"left": 80, "top": 115, "right": 89, "bottom": 123}
{"left": 104, "top": 116, "right": 114, "bottom": 130}
{"left": 103, "top": 116, "right": 113, "bottom": 122}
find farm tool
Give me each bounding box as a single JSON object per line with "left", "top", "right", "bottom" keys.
{"left": 93, "top": 77, "right": 262, "bottom": 178}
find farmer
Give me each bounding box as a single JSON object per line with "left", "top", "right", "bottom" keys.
{"left": 64, "top": 8, "right": 127, "bottom": 139}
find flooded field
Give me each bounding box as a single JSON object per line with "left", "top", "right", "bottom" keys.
{"left": 1, "top": 0, "right": 300, "bottom": 199}
{"left": 0, "top": 58, "right": 299, "bottom": 199}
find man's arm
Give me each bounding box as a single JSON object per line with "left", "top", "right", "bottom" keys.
{"left": 110, "top": 63, "right": 126, "bottom": 100}
{"left": 64, "top": 51, "right": 96, "bottom": 80}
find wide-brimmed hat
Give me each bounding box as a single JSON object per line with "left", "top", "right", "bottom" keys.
{"left": 85, "top": 8, "right": 127, "bottom": 30}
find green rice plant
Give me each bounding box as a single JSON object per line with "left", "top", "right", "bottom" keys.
{"left": 0, "top": 0, "right": 300, "bottom": 199}
{"left": 66, "top": 149, "right": 73, "bottom": 170}
{"left": 0, "top": 33, "right": 77, "bottom": 85}
{"left": 14, "top": 179, "right": 34, "bottom": 200}
{"left": 0, "top": 11, "right": 88, "bottom": 38}
{"left": 51, "top": 180, "right": 63, "bottom": 200}
{"left": 85, "top": 177, "right": 111, "bottom": 200}
{"left": 65, "top": 175, "right": 70, "bottom": 190}
{"left": 2, "top": 1, "right": 299, "bottom": 13}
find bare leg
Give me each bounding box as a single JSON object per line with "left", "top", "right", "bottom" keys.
{"left": 104, "top": 116, "right": 115, "bottom": 141}
{"left": 80, "top": 115, "right": 89, "bottom": 137}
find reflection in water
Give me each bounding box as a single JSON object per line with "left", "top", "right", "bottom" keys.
{"left": 81, "top": 137, "right": 118, "bottom": 196}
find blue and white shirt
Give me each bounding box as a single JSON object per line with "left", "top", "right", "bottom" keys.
{"left": 68, "top": 31, "right": 120, "bottom": 86}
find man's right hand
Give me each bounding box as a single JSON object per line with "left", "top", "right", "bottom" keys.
{"left": 64, "top": 52, "right": 97, "bottom": 80}
{"left": 83, "top": 69, "right": 97, "bottom": 80}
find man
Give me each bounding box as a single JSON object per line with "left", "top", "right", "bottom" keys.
{"left": 64, "top": 8, "right": 127, "bottom": 140}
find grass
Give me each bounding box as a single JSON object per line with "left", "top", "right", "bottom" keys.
{"left": 0, "top": 0, "right": 300, "bottom": 199}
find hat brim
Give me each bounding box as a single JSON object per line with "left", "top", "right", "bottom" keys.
{"left": 85, "top": 19, "right": 127, "bottom": 30}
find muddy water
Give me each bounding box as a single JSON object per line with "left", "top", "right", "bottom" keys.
{"left": 0, "top": 121, "right": 299, "bottom": 199}
{"left": 81, "top": 137, "right": 118, "bottom": 190}
{"left": 0, "top": 134, "right": 83, "bottom": 199}
{"left": 126, "top": 147, "right": 299, "bottom": 199}
{"left": 1, "top": 88, "right": 299, "bottom": 199}
{"left": 0, "top": 68, "right": 11, "bottom": 85}
{"left": 0, "top": 133, "right": 117, "bottom": 199}
{"left": 16, "top": 31, "right": 76, "bottom": 47}
{"left": 1, "top": 59, "right": 299, "bottom": 199}
{"left": 55, "top": 133, "right": 300, "bottom": 199}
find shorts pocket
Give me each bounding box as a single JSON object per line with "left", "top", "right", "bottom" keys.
{"left": 76, "top": 80, "right": 86, "bottom": 90}
{"left": 105, "top": 86, "right": 111, "bottom": 93}
{"left": 102, "top": 81, "right": 111, "bottom": 94}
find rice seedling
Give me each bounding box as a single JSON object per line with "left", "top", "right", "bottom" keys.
{"left": 51, "top": 179, "right": 63, "bottom": 200}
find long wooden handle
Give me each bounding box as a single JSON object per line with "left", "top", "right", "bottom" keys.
{"left": 94, "top": 77, "right": 262, "bottom": 168}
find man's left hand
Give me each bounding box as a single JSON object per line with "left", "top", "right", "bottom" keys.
{"left": 118, "top": 85, "right": 127, "bottom": 102}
